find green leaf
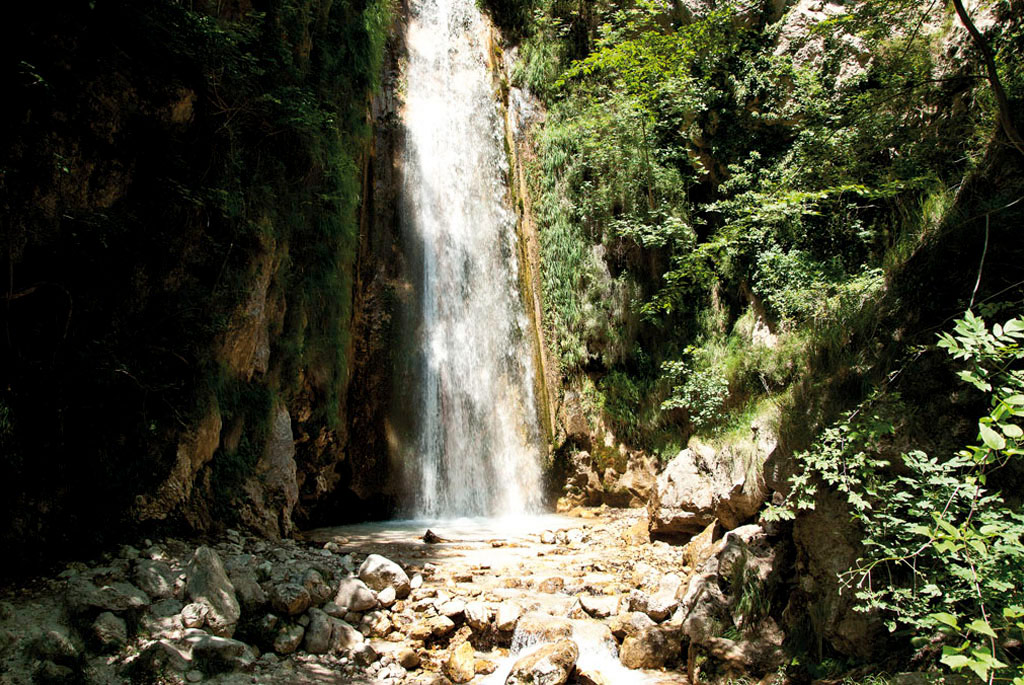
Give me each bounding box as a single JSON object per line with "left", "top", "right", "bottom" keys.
{"left": 979, "top": 422, "right": 1006, "bottom": 450}
{"left": 1005, "top": 394, "right": 1024, "bottom": 406}
{"left": 940, "top": 653, "right": 970, "bottom": 670}
{"left": 931, "top": 612, "right": 960, "bottom": 630}
{"left": 1001, "top": 423, "right": 1023, "bottom": 438}
{"left": 966, "top": 618, "right": 997, "bottom": 638}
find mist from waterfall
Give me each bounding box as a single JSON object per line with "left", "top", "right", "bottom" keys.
{"left": 393, "top": 0, "right": 544, "bottom": 519}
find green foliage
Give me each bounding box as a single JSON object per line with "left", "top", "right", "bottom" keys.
{"left": 767, "top": 311, "right": 1024, "bottom": 682}
{"left": 661, "top": 356, "right": 729, "bottom": 429}
{"left": 518, "top": 0, "right": 1022, "bottom": 455}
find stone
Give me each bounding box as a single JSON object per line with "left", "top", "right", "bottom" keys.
{"left": 397, "top": 647, "right": 421, "bottom": 669}
{"left": 184, "top": 630, "right": 255, "bottom": 671}
{"left": 619, "top": 626, "right": 680, "bottom": 669}
{"left": 134, "top": 559, "right": 178, "bottom": 600}
{"left": 579, "top": 595, "right": 618, "bottom": 619}
{"left": 377, "top": 586, "right": 397, "bottom": 608}
{"left": 439, "top": 598, "right": 466, "bottom": 619}
{"left": 330, "top": 618, "right": 364, "bottom": 653}
{"left": 322, "top": 601, "right": 346, "bottom": 618}
{"left": 351, "top": 641, "right": 378, "bottom": 667}
{"left": 608, "top": 612, "right": 656, "bottom": 641}
{"left": 36, "top": 660, "right": 75, "bottom": 683}
{"left": 92, "top": 612, "right": 128, "bottom": 652}
{"left": 410, "top": 573, "right": 424, "bottom": 590}
{"left": 444, "top": 641, "right": 476, "bottom": 683}
{"left": 646, "top": 574, "right": 682, "bottom": 621}
{"left": 181, "top": 603, "right": 209, "bottom": 629}
{"left": 514, "top": 613, "right": 572, "bottom": 643}
{"left": 65, "top": 576, "right": 149, "bottom": 615}
{"left": 506, "top": 639, "right": 579, "bottom": 685}
{"left": 358, "top": 554, "right": 411, "bottom": 598}
{"left": 304, "top": 608, "right": 333, "bottom": 654}
{"left": 302, "top": 568, "right": 334, "bottom": 605}
{"left": 186, "top": 669, "right": 203, "bottom": 682}
{"left": 537, "top": 577, "right": 564, "bottom": 593}
{"left": 229, "top": 568, "right": 267, "bottom": 611}
{"left": 141, "top": 600, "right": 185, "bottom": 640}
{"left": 141, "top": 639, "right": 192, "bottom": 672}
{"left": 464, "top": 601, "right": 491, "bottom": 631}
{"left": 648, "top": 439, "right": 770, "bottom": 538}
{"left": 186, "top": 546, "right": 240, "bottom": 638}
{"left": 273, "top": 624, "right": 305, "bottom": 655}
{"left": 29, "top": 627, "right": 82, "bottom": 665}
{"left": 495, "top": 602, "right": 521, "bottom": 632}
{"left": 540, "top": 531, "right": 555, "bottom": 544}
{"left": 335, "top": 577, "right": 377, "bottom": 612}
{"left": 423, "top": 615, "right": 457, "bottom": 638}
{"left": 271, "top": 583, "right": 311, "bottom": 617}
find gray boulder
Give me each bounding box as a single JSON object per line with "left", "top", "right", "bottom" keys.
{"left": 358, "top": 554, "right": 411, "bottom": 598}
{"left": 185, "top": 547, "right": 240, "bottom": 638}
{"left": 335, "top": 577, "right": 377, "bottom": 612}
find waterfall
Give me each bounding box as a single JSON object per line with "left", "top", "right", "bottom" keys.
{"left": 393, "top": 0, "right": 544, "bottom": 518}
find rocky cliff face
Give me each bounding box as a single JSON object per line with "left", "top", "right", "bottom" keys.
{"left": 0, "top": 0, "right": 394, "bottom": 569}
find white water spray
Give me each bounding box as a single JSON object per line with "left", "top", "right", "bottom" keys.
{"left": 395, "top": 0, "right": 544, "bottom": 518}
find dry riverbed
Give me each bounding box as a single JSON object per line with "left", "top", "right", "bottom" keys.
{"left": 0, "top": 507, "right": 756, "bottom": 684}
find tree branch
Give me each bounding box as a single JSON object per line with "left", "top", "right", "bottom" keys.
{"left": 951, "top": 0, "right": 1024, "bottom": 158}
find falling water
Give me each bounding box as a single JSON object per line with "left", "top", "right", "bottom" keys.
{"left": 393, "top": 0, "right": 544, "bottom": 518}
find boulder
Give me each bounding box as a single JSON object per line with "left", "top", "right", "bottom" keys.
{"left": 397, "top": 647, "right": 421, "bottom": 669}
{"left": 579, "top": 595, "right": 618, "bottom": 619}
{"left": 65, "top": 576, "right": 149, "bottom": 615}
{"left": 302, "top": 568, "right": 333, "bottom": 605}
{"left": 184, "top": 630, "right": 255, "bottom": 672}
{"left": 271, "top": 583, "right": 311, "bottom": 617}
{"left": 495, "top": 602, "right": 521, "bottom": 632}
{"left": 505, "top": 639, "right": 579, "bottom": 685}
{"left": 445, "top": 641, "right": 476, "bottom": 683}
{"left": 335, "top": 577, "right": 377, "bottom": 612}
{"left": 134, "top": 560, "right": 177, "bottom": 600}
{"left": 29, "top": 627, "right": 82, "bottom": 665}
{"left": 304, "top": 608, "right": 332, "bottom": 654}
{"left": 358, "top": 554, "right": 411, "bottom": 598}
{"left": 273, "top": 624, "right": 304, "bottom": 655}
{"left": 377, "top": 586, "right": 397, "bottom": 608}
{"left": 439, "top": 598, "right": 466, "bottom": 619}
{"left": 92, "top": 612, "right": 128, "bottom": 652}
{"left": 537, "top": 577, "right": 564, "bottom": 594}
{"left": 648, "top": 439, "right": 770, "bottom": 538}
{"left": 351, "top": 642, "right": 378, "bottom": 666}
{"left": 608, "top": 612, "right": 656, "bottom": 641}
{"left": 185, "top": 547, "right": 240, "bottom": 637}
{"left": 646, "top": 574, "right": 682, "bottom": 621}
{"left": 180, "top": 603, "right": 208, "bottom": 629}
{"left": 514, "top": 613, "right": 573, "bottom": 644}
{"left": 619, "top": 626, "right": 681, "bottom": 669}
{"left": 228, "top": 568, "right": 267, "bottom": 611}
{"left": 464, "top": 601, "right": 491, "bottom": 631}
{"left": 330, "top": 618, "right": 364, "bottom": 653}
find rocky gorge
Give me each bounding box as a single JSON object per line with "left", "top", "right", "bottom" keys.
{"left": 2, "top": 0, "right": 1023, "bottom": 682}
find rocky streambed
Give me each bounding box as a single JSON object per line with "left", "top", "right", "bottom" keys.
{"left": 0, "top": 508, "right": 788, "bottom": 684}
